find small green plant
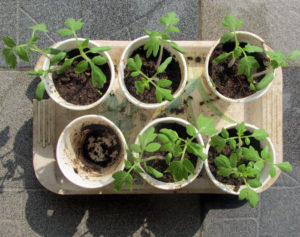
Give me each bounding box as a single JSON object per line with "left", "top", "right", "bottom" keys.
{"left": 2, "top": 18, "right": 111, "bottom": 100}
{"left": 112, "top": 114, "right": 218, "bottom": 192}
{"left": 213, "top": 14, "right": 300, "bottom": 91}
{"left": 210, "top": 122, "right": 293, "bottom": 208}
{"left": 127, "top": 12, "right": 186, "bottom": 103}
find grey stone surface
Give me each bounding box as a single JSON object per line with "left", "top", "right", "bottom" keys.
{"left": 0, "top": 220, "right": 22, "bottom": 237}
{"left": 0, "top": 191, "right": 25, "bottom": 220}
{"left": 200, "top": 0, "right": 300, "bottom": 66}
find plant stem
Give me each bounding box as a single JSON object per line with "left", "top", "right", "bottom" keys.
{"left": 228, "top": 56, "right": 236, "bottom": 67}
{"left": 140, "top": 155, "right": 165, "bottom": 162}
{"left": 252, "top": 69, "right": 272, "bottom": 78}
{"left": 156, "top": 41, "right": 164, "bottom": 69}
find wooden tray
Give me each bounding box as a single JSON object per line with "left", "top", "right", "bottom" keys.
{"left": 32, "top": 40, "right": 283, "bottom": 195}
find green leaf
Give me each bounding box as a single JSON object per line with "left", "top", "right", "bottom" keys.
{"left": 75, "top": 60, "right": 88, "bottom": 73}
{"left": 287, "top": 50, "right": 300, "bottom": 61}
{"left": 162, "top": 143, "right": 173, "bottom": 152}
{"left": 173, "top": 144, "right": 183, "bottom": 157}
{"left": 220, "top": 32, "right": 234, "bottom": 43}
{"left": 166, "top": 26, "right": 179, "bottom": 33}
{"left": 124, "top": 160, "right": 132, "bottom": 169}
{"left": 232, "top": 47, "right": 242, "bottom": 58}
{"left": 155, "top": 87, "right": 173, "bottom": 102}
{"left": 256, "top": 73, "right": 274, "bottom": 90}
{"left": 166, "top": 161, "right": 188, "bottom": 181}
{"left": 242, "top": 146, "right": 260, "bottom": 161}
{"left": 239, "top": 187, "right": 259, "bottom": 208}
{"left": 28, "top": 69, "right": 44, "bottom": 76}
{"left": 29, "top": 35, "right": 40, "bottom": 44}
{"left": 89, "top": 46, "right": 111, "bottom": 53}
{"left": 248, "top": 179, "right": 262, "bottom": 188}
{"left": 157, "top": 57, "right": 172, "bottom": 74}
{"left": 236, "top": 122, "right": 246, "bottom": 136}
{"left": 158, "top": 134, "right": 169, "bottom": 143}
{"left": 144, "top": 31, "right": 161, "bottom": 58}
{"left": 187, "top": 142, "right": 207, "bottom": 160}
{"left": 214, "top": 155, "right": 231, "bottom": 168}
{"left": 65, "top": 18, "right": 83, "bottom": 31}
{"left": 254, "top": 160, "right": 264, "bottom": 172}
{"left": 269, "top": 164, "right": 276, "bottom": 178}
{"left": 197, "top": 114, "right": 218, "bottom": 136}
{"left": 35, "top": 80, "right": 45, "bottom": 100}
{"left": 2, "top": 48, "right": 17, "bottom": 68}
{"left": 91, "top": 63, "right": 106, "bottom": 88}
{"left": 169, "top": 41, "right": 186, "bottom": 54}
{"left": 81, "top": 38, "right": 89, "bottom": 49}
{"left": 57, "top": 28, "right": 74, "bottom": 36}
{"left": 139, "top": 127, "right": 157, "bottom": 148}
{"left": 156, "top": 79, "right": 172, "bottom": 88}
{"left": 183, "top": 158, "right": 195, "bottom": 174}
{"left": 16, "top": 46, "right": 29, "bottom": 62}
{"left": 131, "top": 144, "right": 141, "bottom": 153}
{"left": 230, "top": 153, "right": 238, "bottom": 168}
{"left": 42, "top": 48, "right": 62, "bottom": 55}
{"left": 266, "top": 51, "right": 287, "bottom": 68}
{"left": 276, "top": 162, "right": 293, "bottom": 173}
{"left": 145, "top": 166, "right": 163, "bottom": 179}
{"left": 221, "top": 128, "right": 229, "bottom": 138}
{"left": 222, "top": 14, "right": 243, "bottom": 31}
{"left": 127, "top": 58, "right": 138, "bottom": 71}
{"left": 57, "top": 58, "right": 74, "bottom": 74}
{"left": 50, "top": 51, "right": 66, "bottom": 65}
{"left": 145, "top": 142, "right": 161, "bottom": 152}
{"left": 159, "top": 12, "right": 179, "bottom": 25}
{"left": 135, "top": 81, "right": 145, "bottom": 95}
{"left": 246, "top": 167, "right": 259, "bottom": 178}
{"left": 252, "top": 129, "right": 268, "bottom": 141}
{"left": 238, "top": 56, "right": 259, "bottom": 78}
{"left": 135, "top": 54, "right": 142, "bottom": 69}
{"left": 228, "top": 139, "right": 236, "bottom": 150}
{"left": 238, "top": 164, "right": 246, "bottom": 173}
{"left": 112, "top": 171, "right": 133, "bottom": 192}
{"left": 2, "top": 36, "right": 16, "bottom": 48}
{"left": 166, "top": 152, "right": 172, "bottom": 165}
{"left": 213, "top": 52, "right": 230, "bottom": 64}
{"left": 217, "top": 167, "right": 233, "bottom": 177}
{"left": 245, "top": 137, "right": 250, "bottom": 146}
{"left": 133, "top": 165, "right": 144, "bottom": 173}
{"left": 186, "top": 124, "right": 196, "bottom": 136}
{"left": 92, "top": 56, "right": 108, "bottom": 66}
{"left": 159, "top": 128, "right": 178, "bottom": 142}
{"left": 244, "top": 44, "right": 263, "bottom": 53}
{"left": 161, "top": 33, "right": 170, "bottom": 40}
{"left": 29, "top": 23, "right": 48, "bottom": 33}
{"left": 131, "top": 71, "right": 140, "bottom": 77}
{"left": 210, "top": 135, "right": 226, "bottom": 153}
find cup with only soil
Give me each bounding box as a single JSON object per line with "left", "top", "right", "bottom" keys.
{"left": 56, "top": 115, "right": 127, "bottom": 189}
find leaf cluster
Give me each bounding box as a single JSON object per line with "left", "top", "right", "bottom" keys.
{"left": 210, "top": 122, "right": 293, "bottom": 207}
{"left": 214, "top": 14, "right": 300, "bottom": 91}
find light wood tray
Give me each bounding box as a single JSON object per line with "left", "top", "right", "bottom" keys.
{"left": 33, "top": 40, "right": 283, "bottom": 195}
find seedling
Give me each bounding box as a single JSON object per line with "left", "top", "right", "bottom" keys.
{"left": 112, "top": 114, "right": 218, "bottom": 192}
{"left": 210, "top": 122, "right": 293, "bottom": 208}
{"left": 213, "top": 14, "right": 300, "bottom": 91}
{"left": 2, "top": 18, "right": 111, "bottom": 100}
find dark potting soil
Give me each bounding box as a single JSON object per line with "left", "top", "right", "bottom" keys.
{"left": 142, "top": 123, "right": 198, "bottom": 183}
{"left": 52, "top": 49, "right": 111, "bottom": 105}
{"left": 124, "top": 46, "right": 181, "bottom": 103}
{"left": 209, "top": 41, "right": 269, "bottom": 99}
{"left": 208, "top": 128, "right": 262, "bottom": 192}
{"left": 81, "top": 124, "right": 121, "bottom": 168}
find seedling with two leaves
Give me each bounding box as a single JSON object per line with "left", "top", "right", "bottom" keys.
{"left": 112, "top": 114, "right": 218, "bottom": 192}
{"left": 2, "top": 18, "right": 111, "bottom": 100}
{"left": 213, "top": 14, "right": 300, "bottom": 91}
{"left": 210, "top": 122, "right": 293, "bottom": 208}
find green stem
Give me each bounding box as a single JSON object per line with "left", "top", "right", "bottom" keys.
{"left": 156, "top": 40, "right": 164, "bottom": 69}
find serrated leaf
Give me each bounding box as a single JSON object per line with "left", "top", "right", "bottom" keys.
{"left": 254, "top": 160, "right": 264, "bottom": 172}
{"left": 239, "top": 187, "right": 259, "bottom": 208}
{"left": 161, "top": 33, "right": 170, "bottom": 40}
{"left": 276, "top": 162, "right": 293, "bottom": 173}
{"left": 238, "top": 56, "right": 259, "bottom": 78}
{"left": 92, "top": 56, "right": 108, "bottom": 66}
{"left": 135, "top": 54, "right": 142, "bottom": 69}
{"left": 173, "top": 144, "right": 183, "bottom": 157}
{"left": 187, "top": 142, "right": 205, "bottom": 158}
{"left": 213, "top": 52, "right": 230, "bottom": 64}
{"left": 81, "top": 38, "right": 89, "bottom": 49}
{"left": 245, "top": 137, "right": 250, "bottom": 145}
{"left": 50, "top": 51, "right": 66, "bottom": 65}
{"left": 256, "top": 73, "right": 274, "bottom": 90}
{"left": 221, "top": 128, "right": 229, "bottom": 138}
{"left": 135, "top": 81, "right": 145, "bottom": 95}
{"left": 244, "top": 44, "right": 263, "bottom": 53}
{"left": 124, "top": 160, "right": 132, "bottom": 169}
{"left": 163, "top": 12, "right": 179, "bottom": 25}
{"left": 186, "top": 124, "right": 196, "bottom": 137}
{"left": 131, "top": 71, "right": 140, "bottom": 77}
{"left": 222, "top": 14, "right": 243, "bottom": 31}
{"left": 214, "top": 155, "right": 231, "bottom": 168}
{"left": 145, "top": 142, "right": 161, "bottom": 152}
{"left": 155, "top": 87, "right": 173, "bottom": 102}
{"left": 89, "top": 46, "right": 111, "bottom": 53}
{"left": 232, "top": 47, "right": 242, "bottom": 58}
{"left": 157, "top": 57, "right": 172, "bottom": 74}
{"left": 75, "top": 60, "right": 88, "bottom": 73}
{"left": 287, "top": 50, "right": 300, "bottom": 61}
{"left": 238, "top": 164, "right": 246, "bottom": 173}
{"left": 236, "top": 122, "right": 246, "bottom": 136}
{"left": 16, "top": 46, "right": 29, "bottom": 62}
{"left": 2, "top": 48, "right": 17, "bottom": 68}
{"left": 217, "top": 167, "right": 233, "bottom": 177}
{"left": 246, "top": 167, "right": 259, "bottom": 178}
{"left": 29, "top": 23, "right": 48, "bottom": 33}
{"left": 162, "top": 142, "right": 173, "bottom": 151}
{"left": 166, "top": 26, "right": 180, "bottom": 33}
{"left": 144, "top": 31, "right": 161, "bottom": 58}
{"left": 127, "top": 58, "right": 138, "bottom": 71}
{"left": 166, "top": 152, "right": 172, "bottom": 165}
{"left": 230, "top": 153, "right": 238, "bottom": 168}
{"left": 261, "top": 146, "right": 269, "bottom": 159}
{"left": 2, "top": 36, "right": 16, "bottom": 48}
{"left": 57, "top": 28, "right": 73, "bottom": 36}
{"left": 139, "top": 127, "right": 157, "bottom": 148}
{"left": 42, "top": 48, "right": 62, "bottom": 55}
{"left": 210, "top": 135, "right": 226, "bottom": 153}
{"left": 269, "top": 164, "right": 276, "bottom": 178}
{"left": 145, "top": 166, "right": 163, "bottom": 179}
{"left": 220, "top": 32, "right": 234, "bottom": 43}
{"left": 112, "top": 171, "right": 133, "bottom": 192}
{"left": 35, "top": 80, "right": 45, "bottom": 100}
{"left": 183, "top": 158, "right": 195, "bottom": 174}
{"left": 159, "top": 128, "right": 178, "bottom": 143}
{"left": 133, "top": 165, "right": 144, "bottom": 173}
{"left": 131, "top": 144, "right": 141, "bottom": 153}
{"left": 91, "top": 63, "right": 106, "bottom": 88}
{"left": 158, "top": 134, "right": 169, "bottom": 143}
{"left": 242, "top": 146, "right": 260, "bottom": 161}
{"left": 156, "top": 79, "right": 172, "bottom": 88}
{"left": 29, "top": 35, "right": 40, "bottom": 44}
{"left": 228, "top": 139, "right": 236, "bottom": 150}
{"left": 252, "top": 129, "right": 268, "bottom": 141}
{"left": 166, "top": 161, "right": 188, "bottom": 181}
{"left": 169, "top": 41, "right": 186, "bottom": 54}
{"left": 58, "top": 58, "right": 73, "bottom": 74}
{"left": 250, "top": 83, "right": 256, "bottom": 91}
{"left": 266, "top": 51, "right": 287, "bottom": 68}
{"left": 248, "top": 179, "right": 262, "bottom": 188}
{"left": 197, "top": 114, "right": 218, "bottom": 136}
{"left": 65, "top": 18, "right": 83, "bottom": 31}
